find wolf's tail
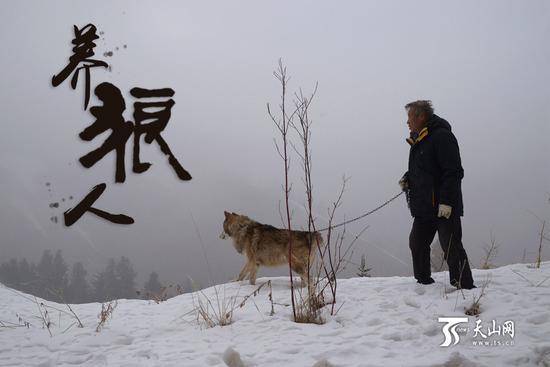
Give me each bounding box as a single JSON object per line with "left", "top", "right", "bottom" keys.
{"left": 312, "top": 231, "right": 324, "bottom": 248}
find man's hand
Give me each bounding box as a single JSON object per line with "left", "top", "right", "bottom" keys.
{"left": 399, "top": 173, "right": 409, "bottom": 191}
{"left": 438, "top": 204, "right": 452, "bottom": 219}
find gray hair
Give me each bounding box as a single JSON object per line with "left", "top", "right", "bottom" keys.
{"left": 405, "top": 100, "right": 434, "bottom": 118}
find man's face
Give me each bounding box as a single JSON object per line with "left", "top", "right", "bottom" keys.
{"left": 407, "top": 109, "right": 427, "bottom": 134}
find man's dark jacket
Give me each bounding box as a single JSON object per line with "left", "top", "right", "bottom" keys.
{"left": 405, "top": 114, "right": 464, "bottom": 218}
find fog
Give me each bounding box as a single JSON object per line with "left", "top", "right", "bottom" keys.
{"left": 1, "top": 0, "right": 549, "bottom": 289}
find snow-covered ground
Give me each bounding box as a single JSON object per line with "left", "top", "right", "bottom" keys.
{"left": 1, "top": 262, "right": 549, "bottom": 367}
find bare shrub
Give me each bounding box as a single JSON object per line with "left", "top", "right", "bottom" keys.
{"left": 267, "top": 61, "right": 366, "bottom": 323}
{"left": 480, "top": 232, "right": 500, "bottom": 269}
{"left": 295, "top": 293, "right": 325, "bottom": 325}
{"left": 267, "top": 59, "right": 299, "bottom": 320}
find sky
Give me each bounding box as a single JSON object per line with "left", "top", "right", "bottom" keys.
{"left": 1, "top": 0, "right": 549, "bottom": 289}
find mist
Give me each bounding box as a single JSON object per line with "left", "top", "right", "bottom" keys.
{"left": 1, "top": 0, "right": 549, "bottom": 290}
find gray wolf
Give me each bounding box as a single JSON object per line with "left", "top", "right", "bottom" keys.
{"left": 220, "top": 211, "right": 322, "bottom": 286}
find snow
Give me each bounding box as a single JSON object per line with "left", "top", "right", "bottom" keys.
{"left": 1, "top": 262, "right": 549, "bottom": 367}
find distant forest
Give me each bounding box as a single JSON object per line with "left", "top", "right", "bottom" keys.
{"left": 0, "top": 250, "right": 178, "bottom": 304}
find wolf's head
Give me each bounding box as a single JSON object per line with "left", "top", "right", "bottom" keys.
{"left": 220, "top": 211, "right": 252, "bottom": 254}
{"left": 220, "top": 211, "right": 249, "bottom": 240}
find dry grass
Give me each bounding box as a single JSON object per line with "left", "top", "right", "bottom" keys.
{"left": 33, "top": 296, "right": 52, "bottom": 337}
{"left": 294, "top": 288, "right": 325, "bottom": 324}
{"left": 0, "top": 284, "right": 85, "bottom": 335}
{"left": 480, "top": 232, "right": 500, "bottom": 270}
{"left": 536, "top": 221, "right": 546, "bottom": 269}
{"left": 0, "top": 313, "right": 31, "bottom": 330}
{"left": 48, "top": 287, "right": 84, "bottom": 329}
{"left": 137, "top": 284, "right": 184, "bottom": 304}
{"left": 189, "top": 280, "right": 274, "bottom": 329}
{"left": 465, "top": 276, "right": 490, "bottom": 316}
{"left": 193, "top": 286, "right": 237, "bottom": 328}
{"left": 96, "top": 300, "right": 117, "bottom": 332}
{"left": 511, "top": 269, "right": 550, "bottom": 287}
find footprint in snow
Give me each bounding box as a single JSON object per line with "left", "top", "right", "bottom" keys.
{"left": 114, "top": 335, "right": 134, "bottom": 345}
{"left": 404, "top": 297, "right": 420, "bottom": 308}
{"left": 382, "top": 332, "right": 403, "bottom": 342}
{"left": 404, "top": 317, "right": 419, "bottom": 325}
{"left": 223, "top": 347, "right": 246, "bottom": 367}
{"left": 526, "top": 313, "right": 549, "bottom": 325}
{"left": 366, "top": 318, "right": 383, "bottom": 326}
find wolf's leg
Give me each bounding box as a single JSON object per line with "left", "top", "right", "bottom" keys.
{"left": 249, "top": 263, "right": 258, "bottom": 285}
{"left": 299, "top": 273, "right": 311, "bottom": 289}
{"left": 291, "top": 261, "right": 309, "bottom": 288}
{"left": 235, "top": 261, "right": 252, "bottom": 281}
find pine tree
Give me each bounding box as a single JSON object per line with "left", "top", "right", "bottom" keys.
{"left": 91, "top": 257, "right": 138, "bottom": 301}
{"left": 357, "top": 254, "right": 372, "bottom": 277}
{"left": 91, "top": 270, "right": 108, "bottom": 302}
{"left": 0, "top": 261, "right": 8, "bottom": 286}
{"left": 0, "top": 258, "right": 19, "bottom": 287}
{"left": 36, "top": 250, "right": 54, "bottom": 297}
{"left": 51, "top": 250, "right": 69, "bottom": 297}
{"left": 17, "top": 258, "right": 38, "bottom": 294}
{"left": 96, "top": 258, "right": 118, "bottom": 301}
{"left": 67, "top": 262, "right": 89, "bottom": 303}
{"left": 143, "top": 271, "right": 162, "bottom": 299}
{"left": 116, "top": 256, "right": 137, "bottom": 299}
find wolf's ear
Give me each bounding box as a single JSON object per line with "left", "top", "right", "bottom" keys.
{"left": 224, "top": 211, "right": 229, "bottom": 218}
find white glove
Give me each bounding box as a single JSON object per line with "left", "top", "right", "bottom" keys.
{"left": 438, "top": 204, "right": 452, "bottom": 219}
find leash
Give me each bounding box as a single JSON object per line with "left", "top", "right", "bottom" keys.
{"left": 317, "top": 191, "right": 405, "bottom": 232}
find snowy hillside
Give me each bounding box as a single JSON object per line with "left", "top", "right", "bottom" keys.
{"left": 1, "top": 262, "right": 549, "bottom": 367}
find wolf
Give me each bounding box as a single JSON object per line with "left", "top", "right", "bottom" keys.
{"left": 220, "top": 211, "right": 322, "bottom": 286}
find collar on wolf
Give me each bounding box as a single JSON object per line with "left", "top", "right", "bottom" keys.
{"left": 406, "top": 126, "right": 428, "bottom": 146}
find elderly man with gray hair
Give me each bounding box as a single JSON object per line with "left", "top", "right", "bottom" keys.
{"left": 400, "top": 100, "right": 475, "bottom": 289}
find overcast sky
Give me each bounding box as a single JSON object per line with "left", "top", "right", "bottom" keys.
{"left": 1, "top": 0, "right": 549, "bottom": 289}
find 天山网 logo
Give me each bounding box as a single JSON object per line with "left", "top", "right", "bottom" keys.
{"left": 438, "top": 317, "right": 515, "bottom": 347}
{"left": 438, "top": 317, "right": 469, "bottom": 346}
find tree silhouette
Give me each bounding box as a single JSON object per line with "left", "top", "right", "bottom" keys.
{"left": 357, "top": 254, "right": 372, "bottom": 277}
{"left": 52, "top": 250, "right": 69, "bottom": 296}
{"left": 17, "top": 258, "right": 38, "bottom": 294}
{"left": 116, "top": 256, "right": 137, "bottom": 299}
{"left": 0, "top": 258, "right": 19, "bottom": 287}
{"left": 92, "top": 258, "right": 117, "bottom": 301}
{"left": 68, "top": 262, "right": 90, "bottom": 303}
{"left": 36, "top": 250, "right": 54, "bottom": 297}
{"left": 143, "top": 271, "right": 162, "bottom": 299}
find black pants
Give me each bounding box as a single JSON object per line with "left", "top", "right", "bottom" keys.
{"left": 409, "top": 214, "right": 474, "bottom": 288}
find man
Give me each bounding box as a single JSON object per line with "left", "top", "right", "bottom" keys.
{"left": 400, "top": 100, "right": 475, "bottom": 289}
